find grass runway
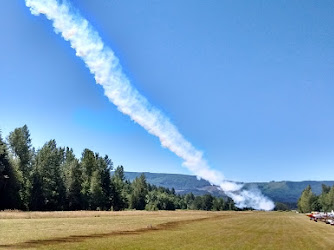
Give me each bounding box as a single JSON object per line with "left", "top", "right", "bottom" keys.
{"left": 1, "top": 210, "right": 334, "bottom": 249}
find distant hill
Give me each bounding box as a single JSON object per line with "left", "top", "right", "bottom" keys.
{"left": 124, "top": 172, "right": 334, "bottom": 207}
{"left": 244, "top": 181, "right": 334, "bottom": 204}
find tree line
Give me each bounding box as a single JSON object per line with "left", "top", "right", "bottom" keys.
{"left": 0, "top": 125, "right": 238, "bottom": 211}
{"left": 298, "top": 184, "right": 334, "bottom": 213}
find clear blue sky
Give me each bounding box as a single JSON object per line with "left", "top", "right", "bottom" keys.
{"left": 1, "top": 0, "right": 333, "bottom": 182}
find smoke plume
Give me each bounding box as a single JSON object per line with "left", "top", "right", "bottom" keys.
{"left": 25, "top": 0, "right": 275, "bottom": 210}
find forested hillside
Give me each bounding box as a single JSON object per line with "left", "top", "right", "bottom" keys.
{"left": 245, "top": 181, "right": 334, "bottom": 204}
{"left": 124, "top": 172, "right": 213, "bottom": 195}
{"left": 125, "top": 172, "right": 334, "bottom": 207}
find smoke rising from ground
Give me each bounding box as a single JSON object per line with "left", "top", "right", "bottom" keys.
{"left": 25, "top": 0, "right": 274, "bottom": 210}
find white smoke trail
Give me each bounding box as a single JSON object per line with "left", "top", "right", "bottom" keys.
{"left": 25, "top": 0, "right": 274, "bottom": 210}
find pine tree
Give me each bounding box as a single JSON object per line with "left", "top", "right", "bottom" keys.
{"left": 7, "top": 125, "right": 34, "bottom": 209}
{"left": 80, "top": 149, "right": 97, "bottom": 209}
{"left": 62, "top": 148, "right": 82, "bottom": 210}
{"left": 202, "top": 194, "right": 214, "bottom": 211}
{"left": 98, "top": 155, "right": 113, "bottom": 209}
{"left": 111, "top": 165, "right": 128, "bottom": 210}
{"left": 129, "top": 174, "right": 148, "bottom": 210}
{"left": 30, "top": 140, "right": 66, "bottom": 210}
{"left": 0, "top": 131, "right": 21, "bottom": 209}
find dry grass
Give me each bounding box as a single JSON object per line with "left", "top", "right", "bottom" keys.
{"left": 0, "top": 210, "right": 208, "bottom": 219}
{"left": 0, "top": 210, "right": 217, "bottom": 247}
{"left": 1, "top": 211, "right": 334, "bottom": 249}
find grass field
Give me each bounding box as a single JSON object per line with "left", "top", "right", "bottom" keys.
{"left": 1, "top": 210, "right": 334, "bottom": 249}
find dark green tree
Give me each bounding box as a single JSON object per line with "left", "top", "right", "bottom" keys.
{"left": 89, "top": 154, "right": 113, "bottom": 210}
{"left": 129, "top": 174, "right": 148, "bottom": 210}
{"left": 7, "top": 125, "right": 34, "bottom": 209}
{"left": 62, "top": 148, "right": 82, "bottom": 210}
{"left": 99, "top": 155, "right": 113, "bottom": 209}
{"left": 212, "top": 197, "right": 225, "bottom": 211}
{"left": 30, "top": 140, "right": 66, "bottom": 210}
{"left": 111, "top": 165, "right": 128, "bottom": 210}
{"left": 80, "top": 149, "right": 98, "bottom": 209}
{"left": 174, "top": 194, "right": 186, "bottom": 209}
{"left": 224, "top": 197, "right": 237, "bottom": 211}
{"left": 89, "top": 169, "right": 104, "bottom": 210}
{"left": 190, "top": 196, "right": 203, "bottom": 210}
{"left": 0, "top": 132, "right": 21, "bottom": 209}
{"left": 202, "top": 194, "right": 214, "bottom": 211}
{"left": 67, "top": 159, "right": 83, "bottom": 210}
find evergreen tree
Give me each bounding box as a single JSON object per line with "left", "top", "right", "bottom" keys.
{"left": 310, "top": 196, "right": 321, "bottom": 212}
{"left": 30, "top": 169, "right": 43, "bottom": 210}
{"left": 224, "top": 197, "right": 237, "bottom": 211}
{"left": 184, "top": 193, "right": 195, "bottom": 209}
{"left": 298, "top": 185, "right": 316, "bottom": 213}
{"left": 0, "top": 132, "right": 21, "bottom": 209}
{"left": 67, "top": 159, "right": 83, "bottom": 210}
{"left": 80, "top": 149, "right": 97, "bottom": 209}
{"left": 326, "top": 185, "right": 334, "bottom": 211}
{"left": 174, "top": 194, "right": 186, "bottom": 209}
{"left": 318, "top": 184, "right": 331, "bottom": 211}
{"left": 99, "top": 155, "right": 113, "bottom": 209}
{"left": 212, "top": 197, "right": 225, "bottom": 211}
{"left": 89, "top": 154, "right": 113, "bottom": 210}
{"left": 62, "top": 148, "right": 82, "bottom": 210}
{"left": 190, "top": 196, "right": 203, "bottom": 210}
{"left": 111, "top": 165, "right": 128, "bottom": 210}
{"left": 129, "top": 174, "right": 148, "bottom": 210}
{"left": 30, "top": 140, "right": 66, "bottom": 210}
{"left": 202, "top": 194, "right": 214, "bottom": 211}
{"left": 7, "top": 125, "right": 34, "bottom": 209}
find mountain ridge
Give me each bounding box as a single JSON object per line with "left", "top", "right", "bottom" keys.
{"left": 124, "top": 172, "right": 334, "bottom": 207}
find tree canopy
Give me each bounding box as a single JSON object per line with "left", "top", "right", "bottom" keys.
{"left": 0, "top": 125, "right": 239, "bottom": 212}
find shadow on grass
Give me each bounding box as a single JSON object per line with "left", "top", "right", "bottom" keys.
{"left": 0, "top": 215, "right": 226, "bottom": 249}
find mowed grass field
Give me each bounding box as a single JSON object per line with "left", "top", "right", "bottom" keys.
{"left": 1, "top": 210, "right": 334, "bottom": 249}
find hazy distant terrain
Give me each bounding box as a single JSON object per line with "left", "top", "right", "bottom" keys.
{"left": 124, "top": 172, "right": 334, "bottom": 205}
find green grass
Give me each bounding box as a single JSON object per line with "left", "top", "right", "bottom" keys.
{"left": 1, "top": 211, "right": 334, "bottom": 249}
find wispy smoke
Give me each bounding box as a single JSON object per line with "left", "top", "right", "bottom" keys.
{"left": 25, "top": 0, "right": 274, "bottom": 210}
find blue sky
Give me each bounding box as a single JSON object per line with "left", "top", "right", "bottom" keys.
{"left": 0, "top": 0, "right": 333, "bottom": 182}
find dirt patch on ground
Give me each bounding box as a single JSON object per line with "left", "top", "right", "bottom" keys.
{"left": 0, "top": 214, "right": 226, "bottom": 249}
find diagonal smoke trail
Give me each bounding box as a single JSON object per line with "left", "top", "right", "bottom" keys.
{"left": 25, "top": 0, "right": 274, "bottom": 210}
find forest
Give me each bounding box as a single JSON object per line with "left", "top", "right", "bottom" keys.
{"left": 0, "top": 125, "right": 237, "bottom": 211}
